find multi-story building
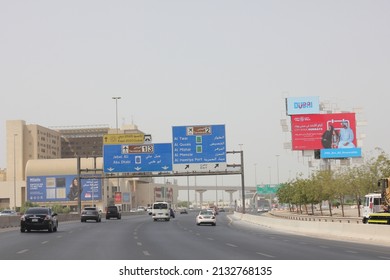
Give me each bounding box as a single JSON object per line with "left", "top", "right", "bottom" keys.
{"left": 6, "top": 120, "right": 62, "bottom": 181}
{"left": 1, "top": 120, "right": 178, "bottom": 211}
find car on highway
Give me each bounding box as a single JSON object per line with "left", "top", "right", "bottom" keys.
{"left": 180, "top": 208, "right": 188, "bottom": 214}
{"left": 196, "top": 209, "right": 216, "bottom": 226}
{"left": 81, "top": 207, "right": 102, "bottom": 222}
{"left": 106, "top": 205, "right": 121, "bottom": 220}
{"left": 152, "top": 202, "right": 171, "bottom": 221}
{"left": 20, "top": 207, "right": 58, "bottom": 233}
{"left": 0, "top": 209, "right": 17, "bottom": 216}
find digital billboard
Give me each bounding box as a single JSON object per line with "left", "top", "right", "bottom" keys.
{"left": 291, "top": 113, "right": 360, "bottom": 156}
{"left": 27, "top": 175, "right": 102, "bottom": 203}
{"left": 286, "top": 96, "right": 320, "bottom": 115}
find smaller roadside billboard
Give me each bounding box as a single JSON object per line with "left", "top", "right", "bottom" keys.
{"left": 27, "top": 175, "right": 102, "bottom": 203}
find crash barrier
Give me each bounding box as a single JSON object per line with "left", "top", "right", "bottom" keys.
{"left": 234, "top": 212, "right": 390, "bottom": 244}
{"left": 269, "top": 211, "right": 362, "bottom": 224}
{"left": 0, "top": 211, "right": 147, "bottom": 229}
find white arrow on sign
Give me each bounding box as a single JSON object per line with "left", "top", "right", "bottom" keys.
{"left": 135, "top": 167, "right": 142, "bottom": 171}
{"left": 162, "top": 166, "right": 169, "bottom": 170}
{"left": 107, "top": 167, "right": 115, "bottom": 172}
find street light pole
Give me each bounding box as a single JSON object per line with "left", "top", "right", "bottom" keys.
{"left": 276, "top": 155, "right": 280, "bottom": 185}
{"left": 112, "top": 97, "right": 121, "bottom": 196}
{"left": 13, "top": 134, "right": 17, "bottom": 211}
{"left": 112, "top": 96, "right": 121, "bottom": 134}
{"left": 254, "top": 163, "right": 257, "bottom": 186}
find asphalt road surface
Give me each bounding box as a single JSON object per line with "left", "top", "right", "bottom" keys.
{"left": 0, "top": 212, "right": 389, "bottom": 260}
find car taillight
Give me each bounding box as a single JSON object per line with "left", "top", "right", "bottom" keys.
{"left": 20, "top": 215, "right": 25, "bottom": 221}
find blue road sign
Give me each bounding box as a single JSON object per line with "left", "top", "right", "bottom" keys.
{"left": 172, "top": 125, "right": 226, "bottom": 171}
{"left": 103, "top": 143, "right": 172, "bottom": 173}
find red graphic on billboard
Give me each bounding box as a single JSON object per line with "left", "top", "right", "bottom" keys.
{"left": 291, "top": 113, "right": 357, "bottom": 150}
{"left": 114, "top": 192, "right": 122, "bottom": 204}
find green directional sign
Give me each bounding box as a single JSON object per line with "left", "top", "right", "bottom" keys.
{"left": 256, "top": 184, "right": 280, "bottom": 195}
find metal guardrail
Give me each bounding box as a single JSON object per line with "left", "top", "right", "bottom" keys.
{"left": 267, "top": 211, "right": 362, "bottom": 224}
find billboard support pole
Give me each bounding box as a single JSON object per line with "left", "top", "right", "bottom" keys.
{"left": 77, "top": 156, "right": 81, "bottom": 214}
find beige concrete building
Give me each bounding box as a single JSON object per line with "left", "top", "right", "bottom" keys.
{"left": 1, "top": 120, "right": 178, "bottom": 211}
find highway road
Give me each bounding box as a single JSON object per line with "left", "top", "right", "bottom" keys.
{"left": 0, "top": 212, "right": 389, "bottom": 260}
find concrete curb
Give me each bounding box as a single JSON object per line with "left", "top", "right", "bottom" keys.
{"left": 234, "top": 212, "right": 390, "bottom": 245}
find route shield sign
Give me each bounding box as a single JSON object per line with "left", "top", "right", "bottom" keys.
{"left": 172, "top": 124, "right": 227, "bottom": 172}
{"left": 103, "top": 143, "right": 172, "bottom": 173}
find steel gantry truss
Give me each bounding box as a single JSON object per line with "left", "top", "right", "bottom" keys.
{"left": 76, "top": 150, "right": 246, "bottom": 213}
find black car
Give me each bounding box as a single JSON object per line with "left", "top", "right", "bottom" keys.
{"left": 106, "top": 206, "right": 121, "bottom": 220}
{"left": 20, "top": 207, "right": 58, "bottom": 233}
{"left": 81, "top": 207, "right": 102, "bottom": 222}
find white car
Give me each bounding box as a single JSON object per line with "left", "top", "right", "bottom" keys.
{"left": 196, "top": 210, "right": 216, "bottom": 226}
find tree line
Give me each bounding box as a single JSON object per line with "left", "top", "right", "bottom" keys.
{"left": 276, "top": 148, "right": 390, "bottom": 217}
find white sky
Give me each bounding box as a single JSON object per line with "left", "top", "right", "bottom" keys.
{"left": 1, "top": 1, "right": 390, "bottom": 199}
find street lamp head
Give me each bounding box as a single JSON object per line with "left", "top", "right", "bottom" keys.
{"left": 112, "top": 96, "right": 121, "bottom": 100}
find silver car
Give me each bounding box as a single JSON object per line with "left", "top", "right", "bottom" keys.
{"left": 0, "top": 209, "right": 17, "bottom": 216}
{"left": 81, "top": 207, "right": 102, "bottom": 222}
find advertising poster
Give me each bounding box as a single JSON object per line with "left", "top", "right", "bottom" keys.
{"left": 27, "top": 175, "right": 102, "bottom": 202}
{"left": 286, "top": 96, "right": 320, "bottom": 115}
{"left": 291, "top": 113, "right": 361, "bottom": 158}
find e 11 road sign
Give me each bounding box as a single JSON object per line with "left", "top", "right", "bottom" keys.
{"left": 103, "top": 143, "right": 172, "bottom": 173}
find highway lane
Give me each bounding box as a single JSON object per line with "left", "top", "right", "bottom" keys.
{"left": 0, "top": 212, "right": 390, "bottom": 260}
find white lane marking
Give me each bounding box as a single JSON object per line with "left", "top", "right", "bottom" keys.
{"left": 17, "top": 249, "right": 28, "bottom": 254}
{"left": 207, "top": 238, "right": 214, "bottom": 241}
{"left": 41, "top": 241, "right": 49, "bottom": 244}
{"left": 345, "top": 250, "right": 358, "bottom": 254}
{"left": 256, "top": 252, "right": 275, "bottom": 258}
{"left": 143, "top": 251, "right": 150, "bottom": 256}
{"left": 226, "top": 243, "right": 238, "bottom": 248}
{"left": 137, "top": 242, "right": 142, "bottom": 246}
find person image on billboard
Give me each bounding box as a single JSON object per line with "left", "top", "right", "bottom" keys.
{"left": 332, "top": 128, "right": 340, "bottom": 148}
{"left": 67, "top": 177, "right": 83, "bottom": 201}
{"left": 338, "top": 121, "right": 355, "bottom": 148}
{"left": 321, "top": 125, "right": 334, "bottom": 149}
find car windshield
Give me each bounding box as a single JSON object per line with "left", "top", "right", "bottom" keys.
{"left": 26, "top": 208, "right": 49, "bottom": 215}
{"left": 200, "top": 211, "right": 213, "bottom": 215}
{"left": 84, "top": 207, "right": 97, "bottom": 211}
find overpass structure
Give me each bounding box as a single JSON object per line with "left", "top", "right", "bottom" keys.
{"left": 176, "top": 185, "right": 257, "bottom": 208}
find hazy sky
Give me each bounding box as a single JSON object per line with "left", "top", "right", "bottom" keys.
{"left": 1, "top": 1, "right": 390, "bottom": 195}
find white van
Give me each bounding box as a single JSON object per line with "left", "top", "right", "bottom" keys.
{"left": 152, "top": 202, "right": 170, "bottom": 221}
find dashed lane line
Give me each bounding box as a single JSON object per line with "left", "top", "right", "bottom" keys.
{"left": 256, "top": 252, "right": 275, "bottom": 258}
{"left": 17, "top": 249, "right": 28, "bottom": 254}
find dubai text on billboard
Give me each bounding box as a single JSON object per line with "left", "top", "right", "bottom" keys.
{"left": 27, "top": 175, "right": 102, "bottom": 203}
{"left": 291, "top": 113, "right": 359, "bottom": 151}
{"left": 286, "top": 96, "right": 320, "bottom": 115}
